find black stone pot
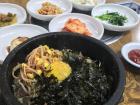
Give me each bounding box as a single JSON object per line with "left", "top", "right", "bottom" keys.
{"left": 0, "top": 32, "right": 125, "bottom": 105}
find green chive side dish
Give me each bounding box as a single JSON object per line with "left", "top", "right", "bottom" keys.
{"left": 96, "top": 11, "right": 128, "bottom": 26}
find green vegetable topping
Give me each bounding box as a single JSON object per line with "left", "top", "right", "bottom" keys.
{"left": 96, "top": 11, "right": 127, "bottom": 26}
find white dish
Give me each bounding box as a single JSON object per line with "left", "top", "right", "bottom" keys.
{"left": 71, "top": 0, "right": 106, "bottom": 11}
{"left": 0, "top": 3, "right": 27, "bottom": 28}
{"left": 26, "top": 0, "right": 72, "bottom": 21}
{"left": 49, "top": 13, "right": 104, "bottom": 40}
{"left": 121, "top": 42, "right": 140, "bottom": 68}
{"left": 0, "top": 24, "right": 48, "bottom": 63}
{"left": 91, "top": 4, "right": 140, "bottom": 31}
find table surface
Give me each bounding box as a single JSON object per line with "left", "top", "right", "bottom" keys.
{"left": 0, "top": 0, "right": 140, "bottom": 105}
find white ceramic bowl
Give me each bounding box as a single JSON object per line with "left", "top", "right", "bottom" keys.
{"left": 49, "top": 13, "right": 104, "bottom": 40}
{"left": 0, "top": 24, "right": 48, "bottom": 63}
{"left": 121, "top": 42, "right": 140, "bottom": 68}
{"left": 26, "top": 0, "right": 72, "bottom": 21}
{"left": 0, "top": 3, "right": 27, "bottom": 28}
{"left": 92, "top": 4, "right": 140, "bottom": 31}
{"left": 71, "top": 0, "right": 106, "bottom": 11}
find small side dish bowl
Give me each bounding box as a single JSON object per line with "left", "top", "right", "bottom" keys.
{"left": 121, "top": 42, "right": 140, "bottom": 68}
{"left": 71, "top": 0, "right": 106, "bottom": 11}
{"left": 0, "top": 3, "right": 27, "bottom": 28}
{"left": 0, "top": 24, "right": 48, "bottom": 63}
{"left": 26, "top": 0, "right": 72, "bottom": 21}
{"left": 92, "top": 4, "right": 140, "bottom": 31}
{"left": 49, "top": 13, "right": 104, "bottom": 40}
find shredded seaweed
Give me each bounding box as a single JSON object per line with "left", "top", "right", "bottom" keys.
{"left": 29, "top": 49, "right": 113, "bottom": 105}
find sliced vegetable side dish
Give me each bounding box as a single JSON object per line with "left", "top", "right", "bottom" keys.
{"left": 38, "top": 2, "right": 63, "bottom": 15}
{"left": 62, "top": 18, "right": 91, "bottom": 36}
{"left": 0, "top": 12, "right": 17, "bottom": 27}
{"left": 7, "top": 37, "right": 29, "bottom": 52}
{"left": 12, "top": 45, "right": 113, "bottom": 105}
{"left": 96, "top": 11, "right": 127, "bottom": 26}
{"left": 72, "top": 0, "right": 98, "bottom": 6}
